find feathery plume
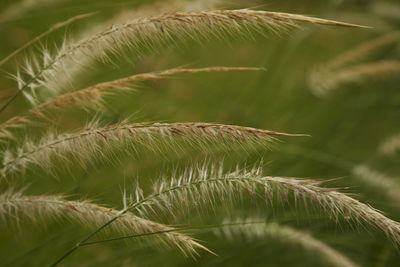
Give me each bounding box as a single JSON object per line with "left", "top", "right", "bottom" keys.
{"left": 0, "top": 66, "right": 261, "bottom": 140}
{"left": 0, "top": 13, "right": 94, "bottom": 115}
{"left": 28, "top": 0, "right": 223, "bottom": 102}
{"left": 352, "top": 165, "right": 400, "bottom": 204}
{"left": 18, "top": 9, "right": 365, "bottom": 104}
{"left": 128, "top": 163, "right": 400, "bottom": 245}
{"left": 0, "top": 122, "right": 302, "bottom": 176}
{"left": 216, "top": 219, "right": 359, "bottom": 267}
{"left": 0, "top": 189, "right": 207, "bottom": 255}
{"left": 31, "top": 66, "right": 262, "bottom": 113}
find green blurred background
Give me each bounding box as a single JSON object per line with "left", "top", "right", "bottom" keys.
{"left": 0, "top": 0, "right": 399, "bottom": 266}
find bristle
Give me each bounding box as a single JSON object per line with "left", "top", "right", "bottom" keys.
{"left": 0, "top": 66, "right": 261, "bottom": 139}
{"left": 0, "top": 189, "right": 206, "bottom": 255}
{"left": 19, "top": 9, "right": 363, "bottom": 101}
{"left": 0, "top": 122, "right": 301, "bottom": 176}
{"left": 128, "top": 163, "right": 400, "bottom": 245}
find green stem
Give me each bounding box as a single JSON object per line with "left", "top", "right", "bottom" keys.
{"left": 0, "top": 13, "right": 94, "bottom": 115}
{"left": 50, "top": 209, "right": 127, "bottom": 267}
{"left": 50, "top": 177, "right": 237, "bottom": 266}
{"left": 80, "top": 221, "right": 265, "bottom": 246}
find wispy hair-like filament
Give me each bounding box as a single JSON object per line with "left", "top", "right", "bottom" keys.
{"left": 18, "top": 9, "right": 364, "bottom": 103}
{"left": 0, "top": 66, "right": 262, "bottom": 140}
{"left": 0, "top": 189, "right": 208, "bottom": 255}
{"left": 128, "top": 163, "right": 400, "bottom": 245}
{"left": 1, "top": 122, "right": 302, "bottom": 176}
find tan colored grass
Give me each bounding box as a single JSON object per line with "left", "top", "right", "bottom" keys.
{"left": 33, "top": 66, "right": 260, "bottom": 112}
{"left": 0, "top": 66, "right": 261, "bottom": 140}
{"left": 128, "top": 163, "right": 400, "bottom": 245}
{"left": 1, "top": 122, "right": 302, "bottom": 176}
{"left": 19, "top": 9, "right": 364, "bottom": 100}
{"left": 35, "top": 0, "right": 222, "bottom": 98}
{"left": 0, "top": 189, "right": 207, "bottom": 255}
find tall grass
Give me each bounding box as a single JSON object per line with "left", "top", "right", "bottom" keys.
{"left": 0, "top": 1, "right": 398, "bottom": 266}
